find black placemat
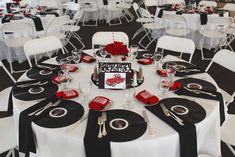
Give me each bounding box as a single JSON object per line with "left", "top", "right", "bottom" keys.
{"left": 159, "top": 98, "right": 206, "bottom": 124}
{"left": 35, "top": 100, "right": 84, "bottom": 128}
{"left": 107, "top": 109, "right": 147, "bottom": 142}
{"left": 135, "top": 51, "right": 153, "bottom": 59}
{"left": 162, "top": 61, "right": 196, "bottom": 69}
{"left": 13, "top": 80, "right": 58, "bottom": 101}
{"left": 26, "top": 66, "right": 59, "bottom": 80}
{"left": 176, "top": 77, "right": 217, "bottom": 91}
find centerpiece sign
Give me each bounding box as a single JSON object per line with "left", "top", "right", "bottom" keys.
{"left": 98, "top": 62, "right": 132, "bottom": 89}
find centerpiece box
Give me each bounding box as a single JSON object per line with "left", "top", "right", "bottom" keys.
{"left": 98, "top": 62, "right": 132, "bottom": 89}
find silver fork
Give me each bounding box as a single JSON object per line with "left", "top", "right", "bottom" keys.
{"left": 183, "top": 86, "right": 216, "bottom": 97}
{"left": 35, "top": 99, "right": 61, "bottom": 116}
{"left": 98, "top": 116, "right": 103, "bottom": 138}
{"left": 160, "top": 103, "right": 184, "bottom": 126}
{"left": 101, "top": 112, "right": 107, "bottom": 136}
{"left": 17, "top": 81, "right": 48, "bottom": 88}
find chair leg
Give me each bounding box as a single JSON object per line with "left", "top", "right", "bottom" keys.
{"left": 132, "top": 26, "right": 144, "bottom": 39}
{"left": 226, "top": 143, "right": 235, "bottom": 156}
{"left": 200, "top": 36, "right": 212, "bottom": 60}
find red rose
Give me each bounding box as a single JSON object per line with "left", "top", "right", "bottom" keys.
{"left": 104, "top": 41, "right": 129, "bottom": 56}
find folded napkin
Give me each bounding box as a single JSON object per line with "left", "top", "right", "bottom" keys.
{"left": 158, "top": 8, "right": 164, "bottom": 18}
{"left": 89, "top": 96, "right": 110, "bottom": 111}
{"left": 1, "top": 15, "right": 12, "bottom": 23}
{"left": 137, "top": 58, "right": 153, "bottom": 65}
{"left": 136, "top": 90, "right": 159, "bottom": 105}
{"left": 175, "top": 87, "right": 225, "bottom": 125}
{"left": 55, "top": 89, "right": 79, "bottom": 99}
{"left": 103, "top": 0, "right": 108, "bottom": 5}
{"left": 0, "top": 89, "right": 13, "bottom": 118}
{"left": 81, "top": 54, "right": 96, "bottom": 63}
{"left": 145, "top": 104, "right": 198, "bottom": 157}
{"left": 39, "top": 11, "right": 59, "bottom": 17}
{"left": 19, "top": 95, "right": 60, "bottom": 157}
{"left": 84, "top": 109, "right": 111, "bottom": 157}
{"left": 169, "top": 81, "right": 182, "bottom": 91}
{"left": 156, "top": 69, "right": 168, "bottom": 77}
{"left": 61, "top": 64, "right": 78, "bottom": 72}
{"left": 200, "top": 12, "right": 208, "bottom": 25}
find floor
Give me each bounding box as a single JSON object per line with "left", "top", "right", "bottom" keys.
{"left": 0, "top": 4, "right": 235, "bottom": 157}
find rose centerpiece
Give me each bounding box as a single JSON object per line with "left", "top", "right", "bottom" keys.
{"left": 104, "top": 41, "right": 129, "bottom": 62}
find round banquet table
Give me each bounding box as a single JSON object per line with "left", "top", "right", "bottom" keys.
{"left": 13, "top": 49, "right": 222, "bottom": 157}
{"left": 154, "top": 8, "right": 229, "bottom": 49}
{"left": 0, "top": 14, "right": 55, "bottom": 62}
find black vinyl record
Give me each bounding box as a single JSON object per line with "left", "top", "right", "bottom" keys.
{"left": 56, "top": 53, "right": 72, "bottom": 63}
{"left": 96, "top": 49, "right": 111, "bottom": 58}
{"left": 135, "top": 51, "right": 153, "bottom": 59}
{"left": 162, "top": 61, "right": 196, "bottom": 70}
{"left": 107, "top": 109, "right": 147, "bottom": 142}
{"left": 176, "top": 78, "right": 217, "bottom": 91}
{"left": 26, "top": 67, "right": 59, "bottom": 80}
{"left": 160, "top": 98, "right": 206, "bottom": 124}
{"left": 35, "top": 100, "right": 84, "bottom": 128}
{"left": 13, "top": 80, "right": 58, "bottom": 101}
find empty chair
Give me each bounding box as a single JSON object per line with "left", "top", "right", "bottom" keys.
{"left": 163, "top": 14, "right": 189, "bottom": 38}
{"left": 92, "top": 31, "right": 129, "bottom": 57}
{"left": 116, "top": 0, "right": 134, "bottom": 23}
{"left": 200, "top": 17, "right": 232, "bottom": 60}
{"left": 81, "top": 0, "right": 99, "bottom": 26}
{"left": 155, "top": 35, "right": 195, "bottom": 62}
{"left": 103, "top": 0, "right": 123, "bottom": 25}
{"left": 198, "top": 0, "right": 217, "bottom": 7}
{"left": 205, "top": 49, "right": 235, "bottom": 106}
{"left": 223, "top": 3, "right": 235, "bottom": 11}
{"left": 1, "top": 21, "right": 35, "bottom": 74}
{"left": 0, "top": 61, "right": 17, "bottom": 157}
{"left": 24, "top": 36, "right": 66, "bottom": 66}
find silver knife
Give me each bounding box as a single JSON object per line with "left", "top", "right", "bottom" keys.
{"left": 66, "top": 113, "right": 88, "bottom": 133}
{"left": 142, "top": 110, "right": 156, "bottom": 136}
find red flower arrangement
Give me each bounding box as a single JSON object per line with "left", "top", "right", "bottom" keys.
{"left": 104, "top": 41, "right": 129, "bottom": 56}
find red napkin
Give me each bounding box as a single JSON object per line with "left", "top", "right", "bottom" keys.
{"left": 24, "top": 12, "right": 32, "bottom": 16}
{"left": 89, "top": 96, "right": 110, "bottom": 111}
{"left": 136, "top": 90, "right": 159, "bottom": 105}
{"left": 51, "top": 76, "right": 61, "bottom": 84}
{"left": 55, "top": 89, "right": 79, "bottom": 99}
{"left": 5, "top": 13, "right": 13, "bottom": 16}
{"left": 156, "top": 69, "right": 168, "bottom": 77}
{"left": 81, "top": 54, "right": 96, "bottom": 63}
{"left": 61, "top": 64, "right": 78, "bottom": 72}
{"left": 138, "top": 58, "right": 153, "bottom": 65}
{"left": 169, "top": 82, "right": 182, "bottom": 91}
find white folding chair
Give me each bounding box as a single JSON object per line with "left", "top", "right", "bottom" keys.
{"left": 103, "top": 0, "right": 123, "bottom": 26}
{"left": 61, "top": 9, "right": 85, "bottom": 50}
{"left": 38, "top": 0, "right": 63, "bottom": 15}
{"left": 198, "top": 0, "right": 217, "bottom": 8}
{"left": 0, "top": 61, "right": 17, "bottom": 157}
{"left": 92, "top": 31, "right": 129, "bottom": 57}
{"left": 39, "top": 15, "right": 71, "bottom": 53}
{"left": 138, "top": 7, "right": 164, "bottom": 49}
{"left": 63, "top": 2, "right": 80, "bottom": 16}
{"left": 116, "top": 0, "right": 134, "bottom": 23}
{"left": 200, "top": 17, "right": 232, "bottom": 60}
{"left": 205, "top": 49, "right": 235, "bottom": 106}
{"left": 163, "top": 14, "right": 189, "bottom": 38}
{"left": 1, "top": 22, "right": 35, "bottom": 74}
{"left": 223, "top": 3, "right": 235, "bottom": 11}
{"left": 155, "top": 35, "right": 195, "bottom": 62}
{"left": 24, "top": 36, "right": 66, "bottom": 67}
{"left": 81, "top": 0, "right": 99, "bottom": 26}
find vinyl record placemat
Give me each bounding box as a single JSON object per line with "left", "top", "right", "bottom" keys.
{"left": 176, "top": 78, "right": 217, "bottom": 91}
{"left": 34, "top": 100, "right": 84, "bottom": 128}
{"left": 107, "top": 109, "right": 147, "bottom": 142}
{"left": 56, "top": 53, "right": 72, "bottom": 63}
{"left": 26, "top": 67, "right": 59, "bottom": 80}
{"left": 159, "top": 98, "right": 206, "bottom": 124}
{"left": 135, "top": 51, "right": 153, "bottom": 59}
{"left": 13, "top": 80, "right": 58, "bottom": 101}
{"left": 96, "top": 49, "right": 112, "bottom": 58}
{"left": 162, "top": 61, "right": 196, "bottom": 70}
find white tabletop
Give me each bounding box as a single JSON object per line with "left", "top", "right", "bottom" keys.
{"left": 13, "top": 51, "right": 222, "bottom": 157}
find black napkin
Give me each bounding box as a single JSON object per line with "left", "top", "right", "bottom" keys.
{"left": 200, "top": 12, "right": 207, "bottom": 25}
{"left": 176, "top": 11, "right": 183, "bottom": 15}
{"left": 0, "top": 89, "right": 13, "bottom": 118}
{"left": 1, "top": 15, "right": 12, "bottom": 23}
{"left": 175, "top": 87, "right": 225, "bottom": 125}
{"left": 145, "top": 105, "right": 197, "bottom": 157}
{"left": 158, "top": 9, "right": 164, "bottom": 18}
{"left": 103, "top": 0, "right": 108, "bottom": 5}
{"left": 26, "top": 15, "right": 44, "bottom": 31}
{"left": 39, "top": 11, "right": 59, "bottom": 17}
{"left": 84, "top": 109, "right": 111, "bottom": 157}
{"left": 19, "top": 95, "right": 59, "bottom": 157}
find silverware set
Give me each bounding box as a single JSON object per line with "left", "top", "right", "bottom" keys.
{"left": 142, "top": 110, "right": 155, "bottom": 136}
{"left": 98, "top": 112, "right": 107, "bottom": 138}
{"left": 183, "top": 86, "right": 216, "bottom": 97}
{"left": 177, "top": 68, "right": 201, "bottom": 73}
{"left": 160, "top": 103, "right": 184, "bottom": 126}
{"left": 17, "top": 81, "right": 48, "bottom": 88}
{"left": 28, "top": 99, "right": 61, "bottom": 116}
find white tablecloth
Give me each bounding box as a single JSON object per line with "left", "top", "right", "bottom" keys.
{"left": 154, "top": 8, "right": 229, "bottom": 49}
{"left": 13, "top": 52, "right": 222, "bottom": 157}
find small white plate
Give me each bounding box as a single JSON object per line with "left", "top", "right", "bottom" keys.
{"left": 171, "top": 105, "right": 189, "bottom": 115}
{"left": 109, "top": 118, "right": 129, "bottom": 130}
{"left": 49, "top": 107, "right": 67, "bottom": 118}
